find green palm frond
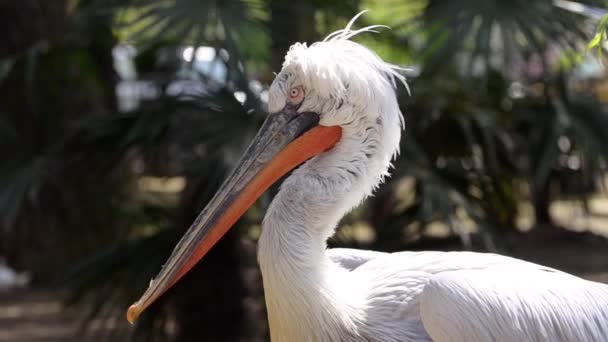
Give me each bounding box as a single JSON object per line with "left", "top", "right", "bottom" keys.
{"left": 588, "top": 14, "right": 608, "bottom": 58}
{"left": 112, "top": 0, "right": 268, "bottom": 49}
{"left": 367, "top": 0, "right": 603, "bottom": 73}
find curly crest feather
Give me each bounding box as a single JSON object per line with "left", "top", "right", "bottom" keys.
{"left": 269, "top": 11, "right": 408, "bottom": 200}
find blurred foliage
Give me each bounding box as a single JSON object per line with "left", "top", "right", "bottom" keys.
{"left": 2, "top": 0, "right": 608, "bottom": 341}
{"left": 363, "top": 0, "right": 606, "bottom": 73}
{"left": 589, "top": 14, "right": 608, "bottom": 58}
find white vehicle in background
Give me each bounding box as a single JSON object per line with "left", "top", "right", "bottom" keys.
{"left": 0, "top": 258, "right": 30, "bottom": 291}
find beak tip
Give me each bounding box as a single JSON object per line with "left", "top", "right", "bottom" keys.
{"left": 127, "top": 303, "right": 142, "bottom": 325}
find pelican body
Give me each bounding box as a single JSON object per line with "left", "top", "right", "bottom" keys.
{"left": 127, "top": 15, "right": 608, "bottom": 341}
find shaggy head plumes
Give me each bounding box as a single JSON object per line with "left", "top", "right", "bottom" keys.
{"left": 268, "top": 12, "right": 408, "bottom": 168}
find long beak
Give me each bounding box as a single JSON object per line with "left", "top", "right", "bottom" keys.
{"left": 126, "top": 109, "right": 342, "bottom": 324}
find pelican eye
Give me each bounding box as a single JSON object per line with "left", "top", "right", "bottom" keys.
{"left": 288, "top": 86, "right": 304, "bottom": 104}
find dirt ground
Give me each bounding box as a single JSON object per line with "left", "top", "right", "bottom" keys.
{"left": 0, "top": 289, "right": 96, "bottom": 342}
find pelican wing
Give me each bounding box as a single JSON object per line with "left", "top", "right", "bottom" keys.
{"left": 419, "top": 267, "right": 608, "bottom": 342}
{"left": 327, "top": 248, "right": 387, "bottom": 271}
{"left": 349, "top": 252, "right": 608, "bottom": 341}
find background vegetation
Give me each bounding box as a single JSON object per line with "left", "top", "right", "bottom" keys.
{"left": 2, "top": 0, "right": 608, "bottom": 341}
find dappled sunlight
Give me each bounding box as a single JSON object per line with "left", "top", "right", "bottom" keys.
{"left": 551, "top": 196, "right": 608, "bottom": 237}
{"left": 0, "top": 291, "right": 114, "bottom": 342}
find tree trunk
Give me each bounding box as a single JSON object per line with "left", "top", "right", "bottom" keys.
{"left": 533, "top": 176, "right": 554, "bottom": 228}
{"left": 269, "top": 0, "right": 317, "bottom": 72}
{"left": 171, "top": 175, "right": 248, "bottom": 342}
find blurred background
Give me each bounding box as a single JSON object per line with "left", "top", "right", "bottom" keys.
{"left": 2, "top": 0, "right": 608, "bottom": 341}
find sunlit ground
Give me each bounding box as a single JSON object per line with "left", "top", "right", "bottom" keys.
{"left": 551, "top": 196, "right": 608, "bottom": 238}
{"left": 0, "top": 290, "right": 114, "bottom": 342}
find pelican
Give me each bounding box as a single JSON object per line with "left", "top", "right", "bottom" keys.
{"left": 127, "top": 14, "right": 608, "bottom": 341}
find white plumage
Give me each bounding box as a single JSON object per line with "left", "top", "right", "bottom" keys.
{"left": 256, "top": 14, "right": 608, "bottom": 342}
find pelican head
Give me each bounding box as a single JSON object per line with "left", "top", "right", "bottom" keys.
{"left": 126, "top": 13, "right": 407, "bottom": 324}
{"left": 269, "top": 20, "right": 407, "bottom": 184}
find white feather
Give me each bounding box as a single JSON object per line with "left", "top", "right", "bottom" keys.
{"left": 258, "top": 13, "right": 608, "bottom": 342}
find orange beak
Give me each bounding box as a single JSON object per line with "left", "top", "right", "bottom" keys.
{"left": 126, "top": 110, "right": 341, "bottom": 324}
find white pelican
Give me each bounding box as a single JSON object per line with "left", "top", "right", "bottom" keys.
{"left": 127, "top": 15, "right": 608, "bottom": 341}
